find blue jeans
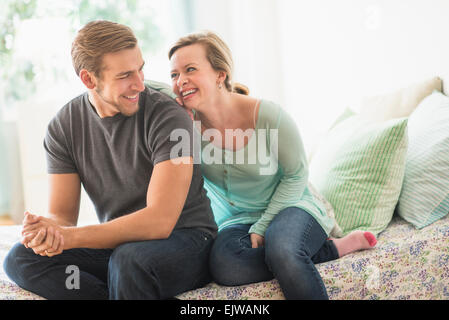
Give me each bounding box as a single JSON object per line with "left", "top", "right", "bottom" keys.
{"left": 209, "top": 207, "right": 339, "bottom": 300}
{"left": 3, "top": 228, "right": 213, "bottom": 299}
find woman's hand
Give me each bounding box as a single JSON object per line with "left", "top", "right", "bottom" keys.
{"left": 250, "top": 233, "right": 265, "bottom": 248}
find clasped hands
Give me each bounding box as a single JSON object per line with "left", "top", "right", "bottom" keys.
{"left": 20, "top": 212, "right": 65, "bottom": 257}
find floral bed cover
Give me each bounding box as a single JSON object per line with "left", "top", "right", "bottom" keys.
{"left": 1, "top": 213, "right": 448, "bottom": 300}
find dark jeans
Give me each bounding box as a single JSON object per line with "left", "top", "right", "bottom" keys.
{"left": 3, "top": 228, "right": 213, "bottom": 300}
{"left": 209, "top": 207, "right": 339, "bottom": 300}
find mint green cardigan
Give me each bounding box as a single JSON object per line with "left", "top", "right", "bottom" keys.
{"left": 199, "top": 100, "right": 335, "bottom": 237}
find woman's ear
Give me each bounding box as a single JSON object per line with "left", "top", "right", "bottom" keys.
{"left": 217, "top": 71, "right": 227, "bottom": 84}
{"left": 79, "top": 69, "right": 97, "bottom": 90}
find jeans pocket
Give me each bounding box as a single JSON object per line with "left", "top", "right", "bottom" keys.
{"left": 238, "top": 233, "right": 252, "bottom": 248}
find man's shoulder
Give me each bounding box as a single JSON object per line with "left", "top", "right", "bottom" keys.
{"left": 140, "top": 86, "right": 190, "bottom": 122}
{"left": 51, "top": 93, "right": 88, "bottom": 122}
{"left": 47, "top": 93, "right": 87, "bottom": 132}
{"left": 141, "top": 85, "right": 177, "bottom": 107}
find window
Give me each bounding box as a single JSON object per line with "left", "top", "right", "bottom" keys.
{"left": 0, "top": 0, "right": 193, "bottom": 223}
{"left": 1, "top": 0, "right": 193, "bottom": 120}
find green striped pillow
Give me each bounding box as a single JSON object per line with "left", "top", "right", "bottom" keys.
{"left": 397, "top": 91, "right": 449, "bottom": 228}
{"left": 309, "top": 116, "right": 408, "bottom": 236}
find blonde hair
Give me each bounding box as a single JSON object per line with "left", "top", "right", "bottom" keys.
{"left": 168, "top": 31, "right": 249, "bottom": 95}
{"left": 71, "top": 20, "right": 138, "bottom": 78}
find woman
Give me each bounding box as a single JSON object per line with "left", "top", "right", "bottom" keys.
{"left": 168, "top": 31, "right": 376, "bottom": 299}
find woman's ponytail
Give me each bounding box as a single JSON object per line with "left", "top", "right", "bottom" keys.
{"left": 232, "top": 82, "right": 250, "bottom": 95}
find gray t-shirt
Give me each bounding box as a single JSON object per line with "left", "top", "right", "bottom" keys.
{"left": 43, "top": 86, "right": 217, "bottom": 237}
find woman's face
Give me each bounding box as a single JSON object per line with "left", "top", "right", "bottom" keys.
{"left": 170, "top": 43, "right": 223, "bottom": 110}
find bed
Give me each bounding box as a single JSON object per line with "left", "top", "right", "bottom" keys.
{"left": 1, "top": 211, "right": 448, "bottom": 300}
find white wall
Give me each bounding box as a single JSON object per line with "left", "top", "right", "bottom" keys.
{"left": 193, "top": 0, "right": 449, "bottom": 153}
{"left": 277, "top": 0, "right": 449, "bottom": 152}
{"left": 193, "top": 0, "right": 285, "bottom": 106}
{"left": 0, "top": 122, "right": 24, "bottom": 222}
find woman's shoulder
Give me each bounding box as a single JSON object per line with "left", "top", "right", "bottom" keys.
{"left": 257, "top": 99, "right": 284, "bottom": 128}
{"left": 259, "top": 99, "right": 282, "bottom": 112}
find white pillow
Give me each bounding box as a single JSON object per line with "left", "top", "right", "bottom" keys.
{"left": 359, "top": 77, "right": 442, "bottom": 122}
{"left": 397, "top": 91, "right": 449, "bottom": 228}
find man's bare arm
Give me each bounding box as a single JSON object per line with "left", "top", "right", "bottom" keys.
{"left": 64, "top": 157, "right": 193, "bottom": 249}
{"left": 47, "top": 173, "right": 81, "bottom": 226}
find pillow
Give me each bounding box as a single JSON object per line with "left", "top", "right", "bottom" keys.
{"left": 328, "top": 107, "right": 357, "bottom": 131}
{"left": 397, "top": 91, "right": 449, "bottom": 228}
{"left": 145, "top": 79, "right": 177, "bottom": 99}
{"left": 359, "top": 77, "right": 442, "bottom": 122}
{"left": 308, "top": 182, "right": 343, "bottom": 238}
{"left": 308, "top": 108, "right": 357, "bottom": 164}
{"left": 309, "top": 116, "right": 408, "bottom": 236}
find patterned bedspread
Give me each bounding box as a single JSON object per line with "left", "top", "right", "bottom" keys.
{"left": 1, "top": 213, "right": 449, "bottom": 300}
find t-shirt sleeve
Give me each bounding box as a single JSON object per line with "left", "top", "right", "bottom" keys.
{"left": 148, "top": 102, "right": 194, "bottom": 165}
{"left": 43, "top": 117, "right": 77, "bottom": 174}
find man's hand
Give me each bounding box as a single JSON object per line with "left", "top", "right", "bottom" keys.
{"left": 21, "top": 212, "right": 65, "bottom": 257}
{"left": 21, "top": 211, "right": 41, "bottom": 248}
{"left": 250, "top": 233, "right": 265, "bottom": 248}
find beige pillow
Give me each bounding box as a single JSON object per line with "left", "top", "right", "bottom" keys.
{"left": 359, "top": 77, "right": 442, "bottom": 122}
{"left": 309, "top": 77, "right": 440, "bottom": 162}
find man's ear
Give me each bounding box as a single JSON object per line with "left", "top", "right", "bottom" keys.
{"left": 79, "top": 69, "right": 97, "bottom": 90}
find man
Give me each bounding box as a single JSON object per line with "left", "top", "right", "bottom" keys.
{"left": 3, "top": 20, "right": 217, "bottom": 300}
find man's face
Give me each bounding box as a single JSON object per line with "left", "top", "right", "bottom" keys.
{"left": 94, "top": 46, "right": 145, "bottom": 117}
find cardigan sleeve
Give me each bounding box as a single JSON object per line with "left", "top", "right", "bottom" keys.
{"left": 249, "top": 106, "right": 309, "bottom": 236}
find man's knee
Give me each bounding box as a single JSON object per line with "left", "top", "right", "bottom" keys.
{"left": 108, "top": 242, "right": 160, "bottom": 299}
{"left": 108, "top": 242, "right": 146, "bottom": 272}
{"left": 3, "top": 242, "right": 36, "bottom": 283}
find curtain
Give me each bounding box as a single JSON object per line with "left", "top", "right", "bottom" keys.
{"left": 0, "top": 121, "right": 9, "bottom": 215}
{"left": 0, "top": 116, "right": 24, "bottom": 220}
{"left": 190, "top": 0, "right": 285, "bottom": 106}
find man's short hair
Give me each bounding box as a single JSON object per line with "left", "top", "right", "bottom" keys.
{"left": 71, "top": 20, "right": 138, "bottom": 78}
